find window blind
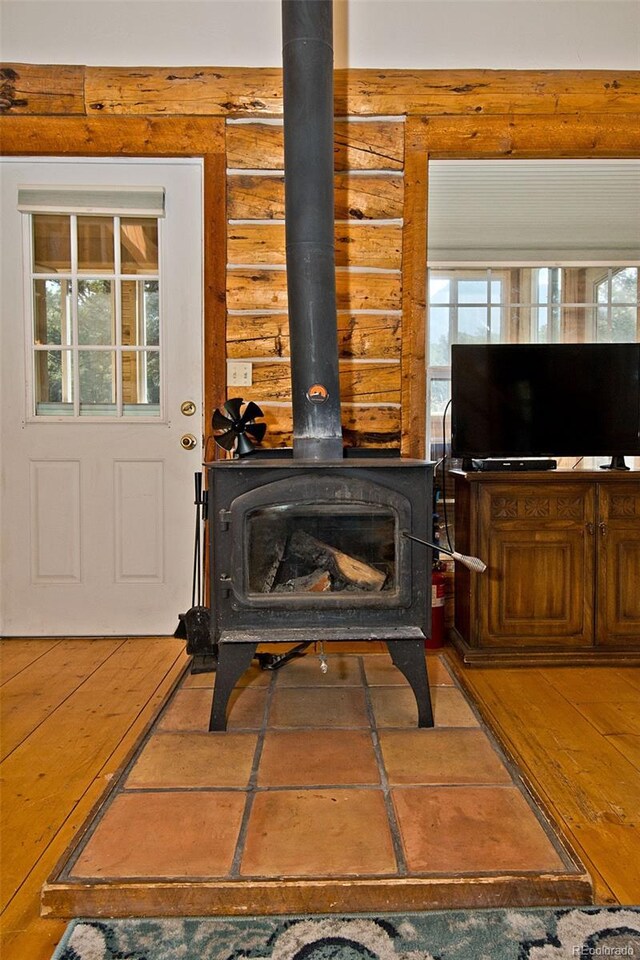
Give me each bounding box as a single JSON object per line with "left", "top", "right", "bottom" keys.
{"left": 17, "top": 186, "right": 165, "bottom": 217}
{"left": 427, "top": 160, "right": 640, "bottom": 264}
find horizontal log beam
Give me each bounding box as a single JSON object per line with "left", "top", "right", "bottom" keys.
{"left": 253, "top": 403, "right": 401, "bottom": 449}
{"left": 226, "top": 269, "right": 401, "bottom": 312}
{"left": 226, "top": 120, "right": 405, "bottom": 170}
{"left": 0, "top": 115, "right": 223, "bottom": 154}
{"left": 227, "top": 173, "right": 404, "bottom": 220}
{"left": 3, "top": 64, "right": 638, "bottom": 118}
{"left": 0, "top": 64, "right": 84, "bottom": 115}
{"left": 226, "top": 313, "right": 401, "bottom": 361}
{"left": 227, "top": 222, "right": 402, "bottom": 270}
{"left": 226, "top": 361, "right": 400, "bottom": 404}
{"left": 421, "top": 113, "right": 640, "bottom": 158}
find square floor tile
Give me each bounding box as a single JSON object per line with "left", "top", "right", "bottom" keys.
{"left": 257, "top": 730, "right": 380, "bottom": 786}
{"left": 370, "top": 686, "right": 479, "bottom": 728}
{"left": 269, "top": 686, "right": 369, "bottom": 728}
{"left": 125, "top": 732, "right": 257, "bottom": 789}
{"left": 392, "top": 785, "right": 565, "bottom": 873}
{"left": 363, "top": 654, "right": 453, "bottom": 687}
{"left": 274, "top": 654, "right": 362, "bottom": 687}
{"left": 72, "top": 791, "right": 245, "bottom": 878}
{"left": 157, "top": 686, "right": 267, "bottom": 732}
{"left": 241, "top": 789, "right": 397, "bottom": 877}
{"left": 379, "top": 728, "right": 512, "bottom": 785}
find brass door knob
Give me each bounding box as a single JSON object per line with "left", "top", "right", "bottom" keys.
{"left": 180, "top": 433, "right": 198, "bottom": 450}
{"left": 181, "top": 400, "right": 197, "bottom": 416}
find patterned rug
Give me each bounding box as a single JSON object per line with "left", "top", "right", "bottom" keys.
{"left": 51, "top": 907, "right": 640, "bottom": 960}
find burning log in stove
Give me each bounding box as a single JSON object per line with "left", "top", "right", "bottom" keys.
{"left": 268, "top": 530, "right": 387, "bottom": 594}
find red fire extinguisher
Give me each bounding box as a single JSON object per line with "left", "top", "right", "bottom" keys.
{"left": 427, "top": 565, "right": 446, "bottom": 649}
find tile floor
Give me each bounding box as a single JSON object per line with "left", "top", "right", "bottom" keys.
{"left": 62, "top": 646, "right": 573, "bottom": 889}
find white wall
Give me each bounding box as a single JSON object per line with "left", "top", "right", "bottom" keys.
{"left": 1, "top": 0, "right": 639, "bottom": 70}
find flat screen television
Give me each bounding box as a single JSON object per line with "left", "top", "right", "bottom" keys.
{"left": 450, "top": 342, "right": 640, "bottom": 468}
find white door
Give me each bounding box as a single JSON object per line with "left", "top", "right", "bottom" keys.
{"left": 0, "top": 158, "right": 203, "bottom": 636}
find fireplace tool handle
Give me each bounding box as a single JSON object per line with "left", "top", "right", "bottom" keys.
{"left": 402, "top": 531, "right": 487, "bottom": 573}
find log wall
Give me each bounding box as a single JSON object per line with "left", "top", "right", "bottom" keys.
{"left": 226, "top": 117, "right": 403, "bottom": 447}
{"left": 1, "top": 64, "right": 639, "bottom": 455}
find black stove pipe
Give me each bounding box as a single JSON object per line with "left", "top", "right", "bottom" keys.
{"left": 282, "top": 0, "right": 343, "bottom": 460}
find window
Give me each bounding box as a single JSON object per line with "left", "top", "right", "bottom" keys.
{"left": 427, "top": 265, "right": 640, "bottom": 457}
{"left": 21, "top": 188, "right": 163, "bottom": 419}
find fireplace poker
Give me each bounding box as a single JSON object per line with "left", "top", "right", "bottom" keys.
{"left": 402, "top": 532, "right": 487, "bottom": 573}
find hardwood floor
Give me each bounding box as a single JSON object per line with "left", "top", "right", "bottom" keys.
{"left": 450, "top": 655, "right": 640, "bottom": 905}
{"left": 1, "top": 638, "right": 639, "bottom": 960}
{"left": 0, "top": 637, "right": 189, "bottom": 960}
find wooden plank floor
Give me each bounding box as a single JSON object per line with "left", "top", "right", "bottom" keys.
{"left": 0, "top": 637, "right": 189, "bottom": 960}
{"left": 1, "top": 638, "right": 639, "bottom": 960}
{"left": 450, "top": 654, "right": 640, "bottom": 906}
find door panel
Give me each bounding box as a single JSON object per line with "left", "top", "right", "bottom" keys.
{"left": 1, "top": 158, "right": 203, "bottom": 635}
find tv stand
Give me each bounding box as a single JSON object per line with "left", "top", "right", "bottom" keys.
{"left": 600, "top": 455, "right": 631, "bottom": 471}
{"left": 451, "top": 466, "right": 640, "bottom": 666}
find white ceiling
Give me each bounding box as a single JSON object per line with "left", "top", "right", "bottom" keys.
{"left": 427, "top": 160, "right": 640, "bottom": 263}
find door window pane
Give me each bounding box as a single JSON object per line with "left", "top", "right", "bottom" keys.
{"left": 79, "top": 351, "right": 116, "bottom": 413}
{"left": 78, "top": 280, "right": 114, "bottom": 345}
{"left": 34, "top": 349, "right": 73, "bottom": 413}
{"left": 33, "top": 279, "right": 71, "bottom": 345}
{"left": 121, "top": 280, "right": 160, "bottom": 346}
{"left": 33, "top": 215, "right": 71, "bottom": 272}
{"left": 77, "top": 216, "right": 114, "bottom": 273}
{"left": 122, "top": 350, "right": 160, "bottom": 412}
{"left": 121, "top": 218, "right": 159, "bottom": 274}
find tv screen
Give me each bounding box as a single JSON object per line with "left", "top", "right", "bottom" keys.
{"left": 451, "top": 343, "right": 640, "bottom": 460}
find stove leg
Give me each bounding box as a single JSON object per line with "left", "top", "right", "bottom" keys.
{"left": 386, "top": 639, "right": 434, "bottom": 728}
{"left": 209, "top": 642, "right": 258, "bottom": 731}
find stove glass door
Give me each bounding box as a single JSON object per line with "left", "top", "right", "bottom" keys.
{"left": 246, "top": 503, "right": 398, "bottom": 599}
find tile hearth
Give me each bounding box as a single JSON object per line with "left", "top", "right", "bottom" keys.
{"left": 42, "top": 646, "right": 592, "bottom": 917}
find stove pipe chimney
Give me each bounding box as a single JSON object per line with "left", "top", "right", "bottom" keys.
{"left": 282, "top": 0, "right": 343, "bottom": 460}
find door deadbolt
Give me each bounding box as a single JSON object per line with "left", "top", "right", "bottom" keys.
{"left": 180, "top": 433, "right": 198, "bottom": 450}
{"left": 181, "top": 400, "right": 197, "bottom": 416}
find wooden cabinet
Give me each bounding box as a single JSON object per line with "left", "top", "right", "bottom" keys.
{"left": 451, "top": 467, "right": 640, "bottom": 665}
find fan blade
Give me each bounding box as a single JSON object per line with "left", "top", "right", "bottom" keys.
{"left": 224, "top": 397, "right": 244, "bottom": 421}
{"left": 236, "top": 434, "right": 256, "bottom": 457}
{"left": 212, "top": 409, "right": 233, "bottom": 431}
{"left": 237, "top": 401, "right": 264, "bottom": 427}
{"left": 245, "top": 421, "right": 266, "bottom": 442}
{"left": 213, "top": 428, "right": 238, "bottom": 451}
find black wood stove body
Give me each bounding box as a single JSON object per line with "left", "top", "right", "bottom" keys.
{"left": 207, "top": 455, "right": 434, "bottom": 730}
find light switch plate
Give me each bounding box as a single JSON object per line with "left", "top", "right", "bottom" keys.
{"left": 227, "top": 361, "right": 253, "bottom": 387}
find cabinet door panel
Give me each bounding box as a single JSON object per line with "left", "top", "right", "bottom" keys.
{"left": 598, "top": 483, "right": 640, "bottom": 645}
{"left": 478, "top": 483, "right": 595, "bottom": 648}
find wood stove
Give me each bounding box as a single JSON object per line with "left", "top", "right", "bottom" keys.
{"left": 207, "top": 455, "right": 434, "bottom": 729}
{"left": 204, "top": 0, "right": 435, "bottom": 730}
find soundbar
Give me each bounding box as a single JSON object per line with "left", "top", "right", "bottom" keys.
{"left": 470, "top": 458, "right": 558, "bottom": 472}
